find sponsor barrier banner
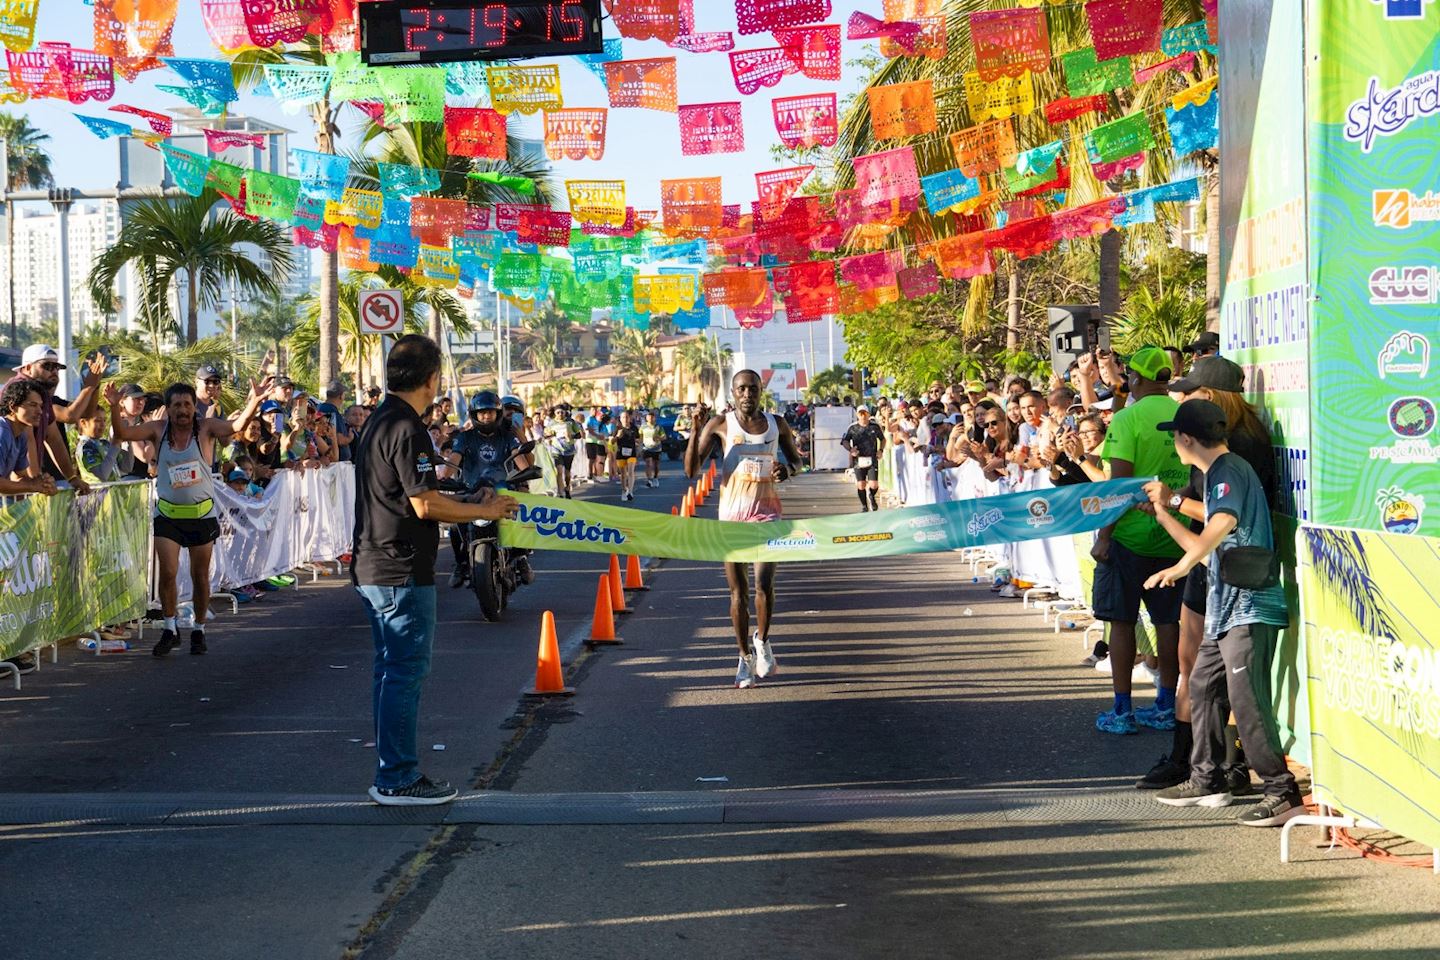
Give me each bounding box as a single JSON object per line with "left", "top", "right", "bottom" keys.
{"left": 1299, "top": 525, "right": 1440, "bottom": 848}
{"left": 1306, "top": 2, "right": 1439, "bottom": 534}
{"left": 501, "top": 478, "right": 1151, "bottom": 563}
{"left": 0, "top": 484, "right": 150, "bottom": 660}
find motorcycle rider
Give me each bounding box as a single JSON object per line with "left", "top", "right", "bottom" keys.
{"left": 448, "top": 391, "right": 530, "bottom": 587}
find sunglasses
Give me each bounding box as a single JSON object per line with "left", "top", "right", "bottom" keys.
{"left": 202, "top": 378, "right": 222, "bottom": 386}
{"left": 39, "top": 362, "right": 62, "bottom": 371}
{"left": 984, "top": 421, "right": 1002, "bottom": 428}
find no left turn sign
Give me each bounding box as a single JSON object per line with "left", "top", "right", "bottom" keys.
{"left": 359, "top": 289, "right": 404, "bottom": 335}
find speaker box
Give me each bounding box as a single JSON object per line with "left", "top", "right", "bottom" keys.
{"left": 1047, "top": 305, "right": 1101, "bottom": 373}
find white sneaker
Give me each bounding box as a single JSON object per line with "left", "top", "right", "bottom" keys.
{"left": 1094, "top": 656, "right": 1111, "bottom": 674}
{"left": 752, "top": 631, "right": 777, "bottom": 678}
{"left": 734, "top": 653, "right": 757, "bottom": 688}
{"left": 998, "top": 584, "right": 1019, "bottom": 599}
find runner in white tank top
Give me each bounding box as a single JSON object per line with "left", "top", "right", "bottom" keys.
{"left": 685, "top": 370, "right": 805, "bottom": 689}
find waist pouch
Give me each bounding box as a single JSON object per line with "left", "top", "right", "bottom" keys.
{"left": 1218, "top": 546, "right": 1280, "bottom": 590}
{"left": 157, "top": 497, "right": 214, "bottom": 521}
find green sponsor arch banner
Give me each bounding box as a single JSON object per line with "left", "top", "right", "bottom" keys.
{"left": 501, "top": 478, "right": 1151, "bottom": 564}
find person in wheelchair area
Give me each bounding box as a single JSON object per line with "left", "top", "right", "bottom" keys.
{"left": 447, "top": 390, "right": 532, "bottom": 587}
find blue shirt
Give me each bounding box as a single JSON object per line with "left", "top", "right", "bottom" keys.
{"left": 1204, "top": 452, "right": 1290, "bottom": 638}
{"left": 451, "top": 426, "right": 518, "bottom": 491}
{"left": 0, "top": 417, "right": 29, "bottom": 477}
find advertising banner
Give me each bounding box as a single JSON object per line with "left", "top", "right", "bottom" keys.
{"left": 0, "top": 484, "right": 150, "bottom": 660}
{"left": 1299, "top": 525, "right": 1440, "bottom": 848}
{"left": 1306, "top": 1, "right": 1440, "bottom": 536}
{"left": 502, "top": 478, "right": 1151, "bottom": 564}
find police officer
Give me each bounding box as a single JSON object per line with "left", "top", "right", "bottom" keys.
{"left": 448, "top": 391, "right": 529, "bottom": 586}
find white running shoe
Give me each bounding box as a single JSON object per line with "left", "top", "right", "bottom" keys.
{"left": 734, "top": 653, "right": 757, "bottom": 688}
{"left": 752, "top": 631, "right": 777, "bottom": 678}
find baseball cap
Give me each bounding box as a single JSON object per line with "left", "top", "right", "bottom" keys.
{"left": 195, "top": 364, "right": 222, "bottom": 381}
{"left": 1156, "top": 398, "right": 1228, "bottom": 443}
{"left": 226, "top": 469, "right": 249, "bottom": 483}
{"left": 1185, "top": 331, "right": 1221, "bottom": 353}
{"left": 275, "top": 376, "right": 294, "bottom": 389}
{"left": 1127, "top": 346, "right": 1173, "bottom": 382}
{"left": 965, "top": 380, "right": 985, "bottom": 393}
{"left": 930, "top": 413, "right": 946, "bottom": 425}
{"left": 1170, "top": 356, "right": 1244, "bottom": 395}
{"left": 16, "top": 344, "right": 63, "bottom": 371}
{"left": 857, "top": 403, "right": 870, "bottom": 413}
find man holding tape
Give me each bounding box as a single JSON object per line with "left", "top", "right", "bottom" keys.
{"left": 685, "top": 369, "right": 805, "bottom": 689}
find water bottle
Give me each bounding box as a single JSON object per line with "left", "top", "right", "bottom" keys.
{"left": 78, "top": 637, "right": 131, "bottom": 653}
{"left": 177, "top": 602, "right": 195, "bottom": 630}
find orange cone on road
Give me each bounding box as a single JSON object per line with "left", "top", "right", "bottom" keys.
{"left": 625, "top": 553, "right": 649, "bottom": 591}
{"left": 671, "top": 505, "right": 679, "bottom": 516}
{"left": 682, "top": 489, "right": 694, "bottom": 516}
{"left": 608, "top": 555, "right": 629, "bottom": 613}
{"left": 588, "top": 576, "right": 624, "bottom": 646}
{"left": 525, "top": 611, "right": 575, "bottom": 697}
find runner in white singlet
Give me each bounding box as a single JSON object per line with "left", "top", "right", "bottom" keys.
{"left": 685, "top": 370, "right": 805, "bottom": 689}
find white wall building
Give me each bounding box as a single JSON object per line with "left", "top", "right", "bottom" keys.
{"left": 2, "top": 201, "right": 121, "bottom": 332}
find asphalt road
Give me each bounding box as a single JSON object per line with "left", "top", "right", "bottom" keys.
{"left": 2, "top": 469, "right": 1437, "bottom": 960}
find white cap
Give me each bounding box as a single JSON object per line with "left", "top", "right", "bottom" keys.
{"left": 15, "top": 344, "right": 62, "bottom": 371}
{"left": 857, "top": 404, "right": 870, "bottom": 413}
{"left": 1091, "top": 396, "right": 1115, "bottom": 411}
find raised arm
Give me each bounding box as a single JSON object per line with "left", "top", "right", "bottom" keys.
{"left": 683, "top": 407, "right": 725, "bottom": 479}
{"left": 104, "top": 383, "right": 163, "bottom": 444}
{"left": 55, "top": 354, "right": 106, "bottom": 424}
{"left": 206, "top": 377, "right": 274, "bottom": 442}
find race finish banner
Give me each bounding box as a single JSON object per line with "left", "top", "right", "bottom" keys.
{"left": 0, "top": 484, "right": 150, "bottom": 661}
{"left": 502, "top": 477, "right": 1151, "bottom": 563}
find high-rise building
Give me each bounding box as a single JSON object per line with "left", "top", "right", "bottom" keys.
{"left": 1, "top": 201, "right": 121, "bottom": 332}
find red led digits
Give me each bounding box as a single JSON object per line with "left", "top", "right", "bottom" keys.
{"left": 557, "top": 0, "right": 584, "bottom": 41}
{"left": 390, "top": 0, "right": 594, "bottom": 57}
{"left": 482, "top": 4, "right": 508, "bottom": 46}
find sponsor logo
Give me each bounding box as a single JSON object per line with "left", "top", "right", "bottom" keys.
{"left": 966, "top": 508, "right": 1004, "bottom": 537}
{"left": 1368, "top": 265, "right": 1438, "bottom": 304}
{"left": 907, "top": 515, "right": 945, "bottom": 529}
{"left": 912, "top": 530, "right": 946, "bottom": 543}
{"left": 1376, "top": 486, "right": 1425, "bottom": 535}
{"left": 416, "top": 452, "right": 434, "bottom": 474}
{"left": 1373, "top": 189, "right": 1440, "bottom": 229}
{"left": 1211, "top": 482, "right": 1232, "bottom": 501}
{"left": 1370, "top": 397, "right": 1440, "bottom": 464}
{"left": 515, "top": 503, "right": 626, "bottom": 546}
{"left": 1378, "top": 331, "right": 1431, "bottom": 378}
{"left": 1389, "top": 397, "right": 1436, "bottom": 438}
{"left": 833, "top": 532, "right": 895, "bottom": 544}
{"left": 1025, "top": 497, "right": 1055, "bottom": 528}
{"left": 1371, "top": 0, "right": 1433, "bottom": 20}
{"left": 1344, "top": 71, "right": 1440, "bottom": 153}
{"left": 765, "top": 531, "right": 816, "bottom": 551}
{"left": 1080, "top": 493, "right": 1136, "bottom": 516}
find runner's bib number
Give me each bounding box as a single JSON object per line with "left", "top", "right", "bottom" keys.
{"left": 736, "top": 455, "right": 774, "bottom": 481}
{"left": 619, "top": 448, "right": 635, "bottom": 458}
{"left": 168, "top": 462, "right": 202, "bottom": 489}
{"left": 856, "top": 457, "right": 873, "bottom": 468}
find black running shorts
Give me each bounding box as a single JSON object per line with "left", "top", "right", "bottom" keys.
{"left": 1092, "top": 539, "right": 1183, "bottom": 625}
{"left": 153, "top": 515, "right": 220, "bottom": 549}
{"left": 1182, "top": 562, "right": 1208, "bottom": 615}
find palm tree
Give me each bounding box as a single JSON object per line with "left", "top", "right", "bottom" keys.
{"left": 238, "top": 293, "right": 303, "bottom": 372}
{"left": 804, "top": 364, "right": 857, "bottom": 403}
{"left": 88, "top": 189, "right": 294, "bottom": 346}
{"left": 612, "top": 327, "right": 664, "bottom": 406}
{"left": 104, "top": 334, "right": 259, "bottom": 408}
{"left": 516, "top": 304, "right": 573, "bottom": 381}
{"left": 675, "top": 334, "right": 733, "bottom": 401}
{"left": 0, "top": 113, "right": 55, "bottom": 347}
{"left": 286, "top": 266, "right": 469, "bottom": 390}
{"left": 1109, "top": 285, "right": 1205, "bottom": 353}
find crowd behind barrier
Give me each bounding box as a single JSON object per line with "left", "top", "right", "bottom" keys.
{"left": 0, "top": 465, "right": 355, "bottom": 682}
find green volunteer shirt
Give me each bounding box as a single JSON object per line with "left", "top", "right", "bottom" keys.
{"left": 1101, "top": 394, "right": 1190, "bottom": 558}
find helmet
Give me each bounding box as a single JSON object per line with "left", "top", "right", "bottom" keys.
{"left": 469, "top": 391, "right": 501, "bottom": 415}
{"left": 500, "top": 394, "right": 525, "bottom": 415}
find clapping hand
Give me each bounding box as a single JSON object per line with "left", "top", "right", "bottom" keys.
{"left": 84, "top": 353, "right": 107, "bottom": 386}
{"left": 248, "top": 376, "right": 276, "bottom": 406}
{"left": 102, "top": 382, "right": 121, "bottom": 407}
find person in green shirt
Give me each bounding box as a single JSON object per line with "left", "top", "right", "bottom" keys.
{"left": 1091, "top": 346, "right": 1191, "bottom": 736}
{"left": 640, "top": 409, "right": 665, "bottom": 488}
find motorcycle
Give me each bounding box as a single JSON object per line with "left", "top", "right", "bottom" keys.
{"left": 442, "top": 441, "right": 543, "bottom": 622}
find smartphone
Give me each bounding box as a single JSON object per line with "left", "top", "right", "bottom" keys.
{"left": 1062, "top": 415, "right": 1077, "bottom": 432}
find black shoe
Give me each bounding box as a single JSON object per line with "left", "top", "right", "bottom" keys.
{"left": 1236, "top": 792, "right": 1306, "bottom": 827}
{"left": 1224, "top": 764, "right": 1255, "bottom": 797}
{"left": 516, "top": 556, "right": 534, "bottom": 585}
{"left": 1136, "top": 754, "right": 1190, "bottom": 790}
{"left": 190, "top": 630, "right": 207, "bottom": 655}
{"left": 368, "top": 775, "right": 459, "bottom": 806}
{"left": 152, "top": 629, "right": 178, "bottom": 658}
{"left": 1154, "top": 778, "right": 1233, "bottom": 807}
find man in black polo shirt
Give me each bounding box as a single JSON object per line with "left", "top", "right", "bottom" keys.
{"left": 841, "top": 404, "right": 885, "bottom": 512}
{"left": 352, "top": 335, "right": 518, "bottom": 806}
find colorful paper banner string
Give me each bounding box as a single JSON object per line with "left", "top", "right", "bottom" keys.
{"left": 662, "top": 176, "right": 724, "bottom": 231}
{"left": 264, "top": 63, "right": 332, "bottom": 113}
{"left": 633, "top": 274, "right": 699, "bottom": 314}
{"left": 949, "top": 118, "right": 1018, "bottom": 176}
{"left": 1113, "top": 176, "right": 1201, "bottom": 227}
{"left": 0, "top": 0, "right": 40, "bottom": 54}
{"left": 920, "top": 168, "right": 981, "bottom": 215}
{"left": 1086, "top": 0, "right": 1163, "bottom": 61}
{"left": 671, "top": 31, "right": 734, "bottom": 53}
{"left": 773, "top": 23, "right": 841, "bottom": 80}
{"left": 868, "top": 79, "right": 937, "bottom": 140}
{"left": 1134, "top": 53, "right": 1195, "bottom": 85}
{"left": 1085, "top": 112, "right": 1156, "bottom": 165}
{"left": 729, "top": 46, "right": 793, "bottom": 95}
{"left": 94, "top": 0, "right": 178, "bottom": 80}
{"left": 846, "top": 11, "right": 922, "bottom": 52}
{"left": 76, "top": 113, "right": 134, "bottom": 138}
{"left": 964, "top": 70, "right": 1034, "bottom": 122}
{"left": 606, "top": 0, "right": 684, "bottom": 43}
{"left": 881, "top": 15, "right": 945, "bottom": 60}
{"left": 604, "top": 57, "right": 677, "bottom": 112}
{"left": 1043, "top": 94, "right": 1107, "bottom": 124}
{"left": 445, "top": 106, "right": 507, "bottom": 160}
{"left": 897, "top": 261, "right": 940, "bottom": 299}
{"left": 377, "top": 68, "right": 444, "bottom": 122}
{"left": 10, "top": 42, "right": 115, "bottom": 103}
{"left": 755, "top": 165, "right": 813, "bottom": 221}
{"left": 1162, "top": 21, "right": 1216, "bottom": 57}
{"left": 1166, "top": 94, "right": 1218, "bottom": 156}
{"left": 568, "top": 180, "right": 628, "bottom": 227}
{"left": 245, "top": 170, "right": 301, "bottom": 221}
{"left": 543, "top": 107, "right": 607, "bottom": 161}
{"left": 410, "top": 198, "right": 466, "bottom": 245}
{"left": 294, "top": 149, "right": 349, "bottom": 201}
{"left": 1058, "top": 46, "right": 1131, "bottom": 97}
{"left": 488, "top": 64, "right": 563, "bottom": 115}
{"left": 161, "top": 56, "right": 235, "bottom": 101}
{"left": 242, "top": 0, "right": 321, "bottom": 48}
{"left": 968, "top": 7, "right": 1049, "bottom": 82}
{"left": 159, "top": 142, "right": 211, "bottom": 195}
{"left": 110, "top": 103, "right": 171, "bottom": 135}
{"left": 678, "top": 101, "right": 746, "bottom": 155}
{"left": 734, "top": 0, "right": 831, "bottom": 35}
{"left": 772, "top": 92, "right": 837, "bottom": 148}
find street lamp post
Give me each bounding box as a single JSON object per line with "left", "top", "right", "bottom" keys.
{"left": 48, "top": 188, "right": 75, "bottom": 398}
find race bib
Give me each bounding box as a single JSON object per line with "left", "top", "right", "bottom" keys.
{"left": 619, "top": 447, "right": 635, "bottom": 458}
{"left": 856, "top": 456, "right": 874, "bottom": 468}
{"left": 736, "top": 455, "right": 774, "bottom": 481}
{"left": 168, "top": 462, "right": 203, "bottom": 489}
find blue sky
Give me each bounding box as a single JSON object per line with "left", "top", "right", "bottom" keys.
{"left": 23, "top": 1, "right": 880, "bottom": 208}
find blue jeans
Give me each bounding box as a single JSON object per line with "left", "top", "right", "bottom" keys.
{"left": 355, "top": 583, "right": 437, "bottom": 789}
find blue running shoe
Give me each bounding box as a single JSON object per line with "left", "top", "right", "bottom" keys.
{"left": 1096, "top": 710, "right": 1138, "bottom": 735}
{"left": 1134, "top": 704, "right": 1176, "bottom": 730}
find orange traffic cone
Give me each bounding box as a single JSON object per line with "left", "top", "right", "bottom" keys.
{"left": 671, "top": 505, "right": 679, "bottom": 516}
{"left": 694, "top": 483, "right": 704, "bottom": 508}
{"left": 625, "top": 553, "right": 649, "bottom": 591}
{"left": 525, "top": 611, "right": 575, "bottom": 696}
{"left": 682, "top": 489, "right": 694, "bottom": 516}
{"left": 588, "top": 576, "right": 623, "bottom": 646}
{"left": 608, "top": 555, "right": 629, "bottom": 614}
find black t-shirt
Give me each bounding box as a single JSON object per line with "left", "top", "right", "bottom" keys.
{"left": 613, "top": 426, "right": 639, "bottom": 459}
{"left": 842, "top": 422, "right": 885, "bottom": 459}
{"left": 351, "top": 396, "right": 441, "bottom": 587}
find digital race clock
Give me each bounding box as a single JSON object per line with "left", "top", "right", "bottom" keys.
{"left": 360, "top": 0, "right": 603, "bottom": 65}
